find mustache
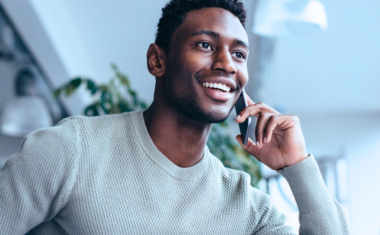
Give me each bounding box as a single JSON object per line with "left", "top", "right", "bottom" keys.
{"left": 194, "top": 70, "right": 233, "bottom": 80}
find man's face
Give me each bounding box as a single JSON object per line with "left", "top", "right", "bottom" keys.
{"left": 164, "top": 7, "right": 249, "bottom": 123}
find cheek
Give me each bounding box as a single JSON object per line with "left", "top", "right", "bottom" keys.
{"left": 165, "top": 61, "right": 194, "bottom": 98}
{"left": 237, "top": 66, "right": 249, "bottom": 87}
{"left": 168, "top": 51, "right": 190, "bottom": 78}
{"left": 169, "top": 51, "right": 207, "bottom": 88}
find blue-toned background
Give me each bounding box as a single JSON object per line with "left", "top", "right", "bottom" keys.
{"left": 0, "top": 0, "right": 379, "bottom": 234}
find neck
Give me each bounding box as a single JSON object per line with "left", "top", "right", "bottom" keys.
{"left": 143, "top": 101, "right": 212, "bottom": 168}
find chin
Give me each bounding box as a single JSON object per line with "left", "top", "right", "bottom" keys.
{"left": 167, "top": 88, "right": 234, "bottom": 124}
{"left": 183, "top": 103, "right": 232, "bottom": 124}
{"left": 203, "top": 107, "right": 232, "bottom": 123}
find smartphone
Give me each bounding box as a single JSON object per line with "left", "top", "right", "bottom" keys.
{"left": 234, "top": 89, "right": 254, "bottom": 146}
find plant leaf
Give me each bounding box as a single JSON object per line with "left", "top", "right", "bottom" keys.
{"left": 70, "top": 78, "right": 82, "bottom": 89}
{"left": 84, "top": 104, "right": 100, "bottom": 117}
{"left": 99, "top": 85, "right": 108, "bottom": 91}
{"left": 118, "top": 74, "right": 130, "bottom": 86}
{"left": 86, "top": 79, "right": 98, "bottom": 95}
{"left": 65, "top": 84, "right": 75, "bottom": 96}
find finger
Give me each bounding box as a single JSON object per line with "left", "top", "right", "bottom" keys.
{"left": 236, "top": 103, "right": 280, "bottom": 123}
{"left": 255, "top": 112, "right": 273, "bottom": 147}
{"left": 235, "top": 104, "right": 261, "bottom": 122}
{"left": 264, "top": 115, "right": 279, "bottom": 144}
{"left": 254, "top": 112, "right": 263, "bottom": 146}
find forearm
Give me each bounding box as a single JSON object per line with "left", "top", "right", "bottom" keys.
{"left": 277, "top": 155, "right": 350, "bottom": 235}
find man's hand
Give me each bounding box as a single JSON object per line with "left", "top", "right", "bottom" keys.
{"left": 235, "top": 94, "right": 308, "bottom": 170}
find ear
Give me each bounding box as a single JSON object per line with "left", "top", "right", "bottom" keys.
{"left": 147, "top": 43, "right": 166, "bottom": 77}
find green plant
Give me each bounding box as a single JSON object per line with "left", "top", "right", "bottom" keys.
{"left": 54, "top": 64, "right": 262, "bottom": 187}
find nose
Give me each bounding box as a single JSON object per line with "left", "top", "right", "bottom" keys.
{"left": 211, "top": 47, "right": 237, "bottom": 75}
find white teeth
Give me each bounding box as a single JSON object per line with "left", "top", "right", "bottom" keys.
{"left": 202, "top": 82, "right": 231, "bottom": 92}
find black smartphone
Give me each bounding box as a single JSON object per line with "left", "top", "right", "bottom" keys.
{"left": 234, "top": 89, "right": 254, "bottom": 146}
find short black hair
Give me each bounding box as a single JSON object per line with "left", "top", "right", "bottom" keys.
{"left": 155, "top": 0, "right": 246, "bottom": 54}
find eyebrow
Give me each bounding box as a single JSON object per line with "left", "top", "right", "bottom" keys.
{"left": 189, "top": 30, "right": 249, "bottom": 51}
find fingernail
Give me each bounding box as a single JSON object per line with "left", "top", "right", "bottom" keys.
{"left": 263, "top": 137, "right": 267, "bottom": 143}
{"left": 236, "top": 115, "right": 241, "bottom": 119}
{"left": 256, "top": 141, "right": 260, "bottom": 146}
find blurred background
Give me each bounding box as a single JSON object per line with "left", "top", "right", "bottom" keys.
{"left": 0, "top": 0, "right": 379, "bottom": 234}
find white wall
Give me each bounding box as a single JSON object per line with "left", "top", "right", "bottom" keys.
{"left": 346, "top": 134, "right": 380, "bottom": 235}
{"left": 263, "top": 0, "right": 380, "bottom": 114}
{"left": 29, "top": 0, "right": 96, "bottom": 81}
{"left": 30, "top": 0, "right": 169, "bottom": 105}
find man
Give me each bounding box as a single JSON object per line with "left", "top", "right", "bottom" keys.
{"left": 0, "top": 0, "right": 349, "bottom": 234}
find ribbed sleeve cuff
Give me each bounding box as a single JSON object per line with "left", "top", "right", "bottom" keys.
{"left": 276, "top": 154, "right": 332, "bottom": 215}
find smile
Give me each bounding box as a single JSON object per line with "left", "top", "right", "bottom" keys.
{"left": 200, "top": 82, "right": 234, "bottom": 102}
{"left": 202, "top": 82, "right": 231, "bottom": 92}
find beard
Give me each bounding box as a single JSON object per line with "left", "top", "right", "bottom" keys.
{"left": 165, "top": 86, "right": 231, "bottom": 124}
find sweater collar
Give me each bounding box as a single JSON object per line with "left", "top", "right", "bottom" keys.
{"left": 130, "top": 110, "right": 210, "bottom": 181}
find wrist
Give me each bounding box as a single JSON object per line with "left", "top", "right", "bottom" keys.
{"left": 283, "top": 153, "right": 310, "bottom": 169}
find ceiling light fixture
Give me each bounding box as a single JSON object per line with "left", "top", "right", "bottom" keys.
{"left": 0, "top": 69, "right": 52, "bottom": 137}
{"left": 252, "top": 0, "right": 328, "bottom": 37}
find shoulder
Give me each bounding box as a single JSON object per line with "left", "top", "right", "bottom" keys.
{"left": 70, "top": 111, "right": 135, "bottom": 131}
{"left": 70, "top": 111, "right": 141, "bottom": 144}
{"left": 53, "top": 111, "right": 139, "bottom": 141}
{"left": 17, "top": 116, "right": 81, "bottom": 165}
{"left": 22, "top": 116, "right": 79, "bottom": 152}
{"left": 11, "top": 111, "right": 138, "bottom": 181}
{"left": 18, "top": 111, "right": 134, "bottom": 160}
{"left": 3, "top": 115, "right": 82, "bottom": 194}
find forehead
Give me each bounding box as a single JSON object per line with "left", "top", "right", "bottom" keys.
{"left": 173, "top": 7, "right": 248, "bottom": 44}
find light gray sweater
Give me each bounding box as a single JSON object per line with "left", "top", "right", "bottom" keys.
{"left": 0, "top": 110, "right": 349, "bottom": 234}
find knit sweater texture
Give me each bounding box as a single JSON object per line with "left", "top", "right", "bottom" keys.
{"left": 0, "top": 110, "right": 349, "bottom": 234}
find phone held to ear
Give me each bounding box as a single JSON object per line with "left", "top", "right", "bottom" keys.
{"left": 234, "top": 88, "right": 255, "bottom": 146}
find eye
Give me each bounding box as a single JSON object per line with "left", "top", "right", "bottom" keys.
{"left": 232, "top": 52, "right": 246, "bottom": 60}
{"left": 198, "top": 42, "right": 212, "bottom": 50}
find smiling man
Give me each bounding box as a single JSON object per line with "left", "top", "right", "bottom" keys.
{"left": 0, "top": 0, "right": 349, "bottom": 234}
